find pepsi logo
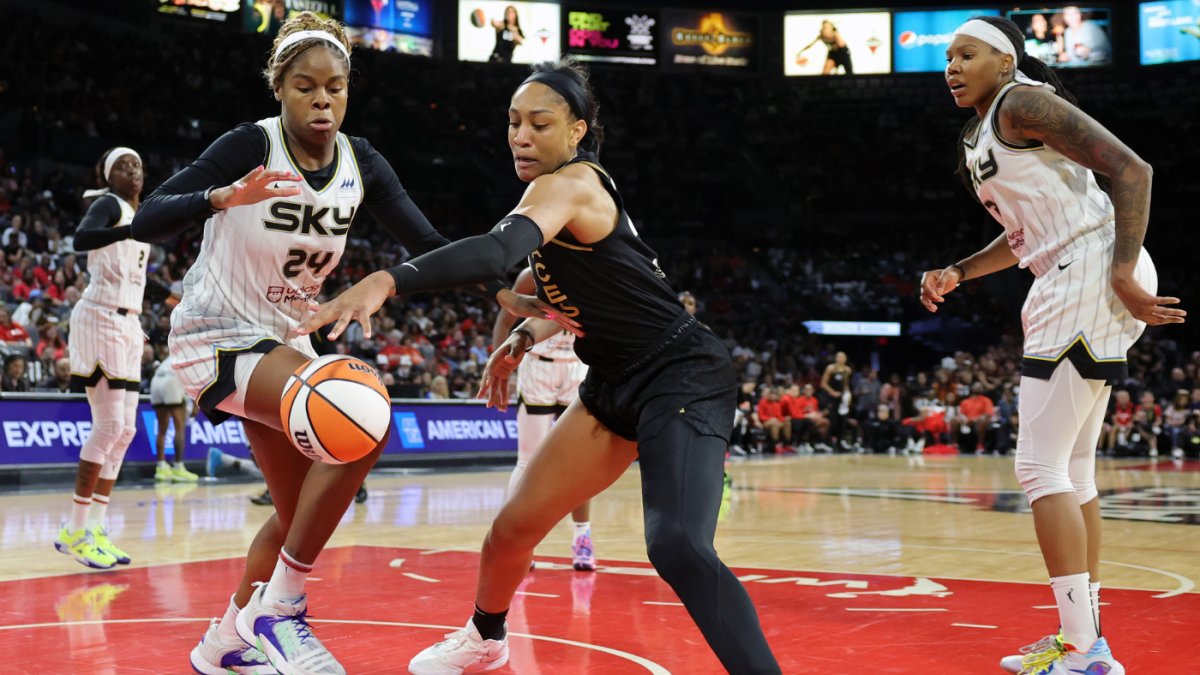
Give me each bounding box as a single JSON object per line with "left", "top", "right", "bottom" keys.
{"left": 899, "top": 30, "right": 917, "bottom": 48}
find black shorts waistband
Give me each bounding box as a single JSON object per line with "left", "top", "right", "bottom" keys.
{"left": 597, "top": 312, "right": 698, "bottom": 382}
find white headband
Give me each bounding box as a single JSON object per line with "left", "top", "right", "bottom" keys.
{"left": 83, "top": 148, "right": 141, "bottom": 198}
{"left": 274, "top": 30, "right": 350, "bottom": 65}
{"left": 953, "top": 20, "right": 1054, "bottom": 92}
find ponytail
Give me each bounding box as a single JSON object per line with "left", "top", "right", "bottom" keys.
{"left": 953, "top": 16, "right": 1112, "bottom": 201}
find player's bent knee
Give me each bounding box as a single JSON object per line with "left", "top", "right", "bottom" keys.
{"left": 80, "top": 419, "right": 124, "bottom": 465}
{"left": 1072, "top": 480, "right": 1098, "bottom": 505}
{"left": 1014, "top": 454, "right": 1073, "bottom": 502}
{"left": 645, "top": 522, "right": 714, "bottom": 583}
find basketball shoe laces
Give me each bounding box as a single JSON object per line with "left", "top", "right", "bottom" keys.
{"left": 1020, "top": 634, "right": 1067, "bottom": 672}
{"left": 267, "top": 605, "right": 340, "bottom": 672}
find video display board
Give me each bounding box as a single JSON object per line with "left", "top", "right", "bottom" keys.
{"left": 565, "top": 8, "right": 658, "bottom": 65}
{"left": 1006, "top": 6, "right": 1113, "bottom": 67}
{"left": 1140, "top": 1, "right": 1200, "bottom": 65}
{"left": 662, "top": 10, "right": 758, "bottom": 70}
{"left": 457, "top": 1, "right": 561, "bottom": 63}
{"left": 244, "top": 0, "right": 340, "bottom": 35}
{"left": 344, "top": 0, "right": 433, "bottom": 36}
{"left": 894, "top": 8, "right": 1000, "bottom": 72}
{"left": 346, "top": 26, "right": 435, "bottom": 55}
{"left": 159, "top": 0, "right": 240, "bottom": 22}
{"left": 785, "top": 11, "right": 891, "bottom": 76}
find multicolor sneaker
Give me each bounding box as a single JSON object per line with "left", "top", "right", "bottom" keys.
{"left": 191, "top": 617, "right": 278, "bottom": 675}
{"left": 1002, "top": 633, "right": 1062, "bottom": 673}
{"left": 54, "top": 525, "right": 118, "bottom": 570}
{"left": 156, "top": 463, "right": 174, "bottom": 482}
{"left": 407, "top": 618, "right": 509, "bottom": 675}
{"left": 173, "top": 463, "right": 200, "bottom": 482}
{"left": 572, "top": 530, "right": 596, "bottom": 571}
{"left": 723, "top": 471, "right": 733, "bottom": 501}
{"left": 1017, "top": 636, "right": 1124, "bottom": 675}
{"left": 235, "top": 584, "right": 345, "bottom": 675}
{"left": 90, "top": 525, "right": 131, "bottom": 565}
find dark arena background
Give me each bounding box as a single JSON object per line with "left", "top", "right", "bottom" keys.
{"left": 0, "top": 0, "right": 1197, "bottom": 673}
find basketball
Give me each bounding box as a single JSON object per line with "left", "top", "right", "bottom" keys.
{"left": 470, "top": 8, "right": 486, "bottom": 28}
{"left": 280, "top": 355, "right": 391, "bottom": 465}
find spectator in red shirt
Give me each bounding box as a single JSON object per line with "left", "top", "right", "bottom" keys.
{"left": 753, "top": 387, "right": 790, "bottom": 449}
{"left": 11, "top": 269, "right": 37, "bottom": 301}
{"left": 959, "top": 382, "right": 997, "bottom": 452}
{"left": 0, "top": 305, "right": 31, "bottom": 348}
{"left": 32, "top": 253, "right": 52, "bottom": 287}
{"left": 781, "top": 383, "right": 829, "bottom": 447}
{"left": 1133, "top": 390, "right": 1163, "bottom": 456}
{"left": 35, "top": 321, "right": 66, "bottom": 364}
{"left": 1105, "top": 390, "right": 1135, "bottom": 451}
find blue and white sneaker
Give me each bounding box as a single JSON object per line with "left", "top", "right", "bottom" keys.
{"left": 190, "top": 617, "right": 278, "bottom": 675}
{"left": 1016, "top": 636, "right": 1125, "bottom": 675}
{"left": 235, "top": 584, "right": 345, "bottom": 675}
{"left": 207, "top": 447, "right": 224, "bottom": 477}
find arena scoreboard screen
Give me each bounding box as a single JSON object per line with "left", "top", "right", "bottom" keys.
{"left": 1006, "top": 6, "right": 1113, "bottom": 68}
{"left": 784, "top": 11, "right": 892, "bottom": 76}
{"left": 893, "top": 8, "right": 1001, "bottom": 73}
{"left": 159, "top": 0, "right": 240, "bottom": 22}
{"left": 661, "top": 10, "right": 758, "bottom": 71}
{"left": 243, "top": 0, "right": 340, "bottom": 35}
{"left": 457, "top": 1, "right": 561, "bottom": 64}
{"left": 344, "top": 0, "right": 433, "bottom": 37}
{"left": 346, "top": 26, "right": 434, "bottom": 55}
{"left": 1140, "top": 1, "right": 1200, "bottom": 65}
{"left": 565, "top": 7, "right": 659, "bottom": 65}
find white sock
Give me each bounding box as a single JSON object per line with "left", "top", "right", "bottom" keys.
{"left": 158, "top": 460, "right": 170, "bottom": 469}
{"left": 1051, "top": 572, "right": 1097, "bottom": 652}
{"left": 573, "top": 521, "right": 591, "bottom": 540}
{"left": 217, "top": 595, "right": 242, "bottom": 644}
{"left": 262, "top": 550, "right": 312, "bottom": 605}
{"left": 88, "top": 494, "right": 109, "bottom": 527}
{"left": 70, "top": 494, "right": 92, "bottom": 532}
{"left": 175, "top": 461, "right": 187, "bottom": 469}
{"left": 1089, "top": 581, "right": 1101, "bottom": 636}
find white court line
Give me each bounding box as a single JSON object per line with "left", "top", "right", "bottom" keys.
{"left": 402, "top": 572, "right": 440, "bottom": 583}
{"left": 643, "top": 601, "right": 684, "bottom": 606}
{"left": 952, "top": 623, "right": 998, "bottom": 629}
{"left": 845, "top": 608, "right": 948, "bottom": 612}
{"left": 0, "top": 618, "right": 672, "bottom": 674}
{"left": 515, "top": 591, "right": 559, "bottom": 598}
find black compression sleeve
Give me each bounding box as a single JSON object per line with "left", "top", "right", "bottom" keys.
{"left": 385, "top": 215, "right": 543, "bottom": 296}
{"left": 355, "top": 137, "right": 508, "bottom": 299}
{"left": 73, "top": 196, "right": 129, "bottom": 252}
{"left": 132, "top": 124, "right": 266, "bottom": 243}
{"left": 144, "top": 279, "right": 173, "bottom": 304}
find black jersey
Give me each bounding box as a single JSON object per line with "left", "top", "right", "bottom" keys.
{"left": 530, "top": 151, "right": 691, "bottom": 378}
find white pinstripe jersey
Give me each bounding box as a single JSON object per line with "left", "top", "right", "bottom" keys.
{"left": 82, "top": 195, "right": 151, "bottom": 312}
{"left": 174, "top": 117, "right": 363, "bottom": 346}
{"left": 964, "top": 81, "right": 1115, "bottom": 275}
{"left": 529, "top": 329, "right": 578, "bottom": 360}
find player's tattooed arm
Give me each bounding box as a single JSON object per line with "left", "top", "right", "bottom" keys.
{"left": 1001, "top": 87, "right": 1184, "bottom": 326}
{"left": 999, "top": 87, "right": 1151, "bottom": 278}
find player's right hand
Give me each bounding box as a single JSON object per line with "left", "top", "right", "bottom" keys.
{"left": 478, "top": 332, "right": 530, "bottom": 412}
{"left": 210, "top": 166, "right": 302, "bottom": 210}
{"left": 919, "top": 267, "right": 964, "bottom": 313}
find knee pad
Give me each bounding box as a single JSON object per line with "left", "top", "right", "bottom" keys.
{"left": 1014, "top": 452, "right": 1074, "bottom": 504}
{"left": 1068, "top": 457, "right": 1098, "bottom": 505}
{"left": 98, "top": 427, "right": 136, "bottom": 480}
{"left": 80, "top": 419, "right": 124, "bottom": 465}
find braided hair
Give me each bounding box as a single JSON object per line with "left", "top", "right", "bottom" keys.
{"left": 262, "top": 11, "right": 351, "bottom": 89}
{"left": 954, "top": 16, "right": 1111, "bottom": 202}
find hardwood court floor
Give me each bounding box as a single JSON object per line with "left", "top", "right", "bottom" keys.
{"left": 1, "top": 454, "right": 1197, "bottom": 674}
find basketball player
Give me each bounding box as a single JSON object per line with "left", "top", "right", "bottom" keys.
{"left": 300, "top": 57, "right": 781, "bottom": 675}
{"left": 55, "top": 147, "right": 179, "bottom": 571}
{"left": 798, "top": 20, "right": 853, "bottom": 75}
{"left": 150, "top": 354, "right": 197, "bottom": 482}
{"left": 492, "top": 268, "right": 594, "bottom": 571}
{"left": 130, "top": 14, "right": 566, "bottom": 675}
{"left": 925, "top": 17, "right": 1182, "bottom": 675}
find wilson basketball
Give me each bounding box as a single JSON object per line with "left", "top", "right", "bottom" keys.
{"left": 280, "top": 355, "right": 391, "bottom": 465}
{"left": 470, "top": 8, "right": 486, "bottom": 28}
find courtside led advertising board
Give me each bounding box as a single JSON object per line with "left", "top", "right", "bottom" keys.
{"left": 894, "top": 8, "right": 1001, "bottom": 72}
{"left": 785, "top": 11, "right": 891, "bottom": 76}
{"left": 661, "top": 9, "right": 758, "bottom": 71}
{"left": 458, "top": 1, "right": 561, "bottom": 63}
{"left": 1140, "top": 1, "right": 1200, "bottom": 64}
{"left": 565, "top": 7, "right": 659, "bottom": 65}
{"left": 344, "top": 0, "right": 433, "bottom": 36}
{"left": 1006, "top": 6, "right": 1113, "bottom": 67}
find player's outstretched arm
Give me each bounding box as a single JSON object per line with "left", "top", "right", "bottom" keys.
{"left": 478, "top": 317, "right": 561, "bottom": 411}
{"left": 1001, "top": 86, "right": 1184, "bottom": 326}
{"left": 920, "top": 232, "right": 1017, "bottom": 313}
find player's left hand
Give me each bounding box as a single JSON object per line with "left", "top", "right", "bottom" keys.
{"left": 1112, "top": 275, "right": 1186, "bottom": 326}
{"left": 297, "top": 270, "right": 393, "bottom": 340}
{"left": 496, "top": 288, "right": 583, "bottom": 337}
{"left": 478, "top": 331, "right": 531, "bottom": 412}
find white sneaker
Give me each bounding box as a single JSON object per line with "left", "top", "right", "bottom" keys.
{"left": 235, "top": 584, "right": 345, "bottom": 675}
{"left": 408, "top": 618, "right": 509, "bottom": 675}
{"left": 190, "top": 617, "right": 278, "bottom": 674}
{"left": 1000, "top": 633, "right": 1059, "bottom": 673}
{"left": 1011, "top": 636, "right": 1124, "bottom": 675}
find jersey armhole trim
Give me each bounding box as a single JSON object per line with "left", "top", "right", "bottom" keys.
{"left": 345, "top": 136, "right": 365, "bottom": 198}
{"left": 991, "top": 84, "right": 1046, "bottom": 153}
